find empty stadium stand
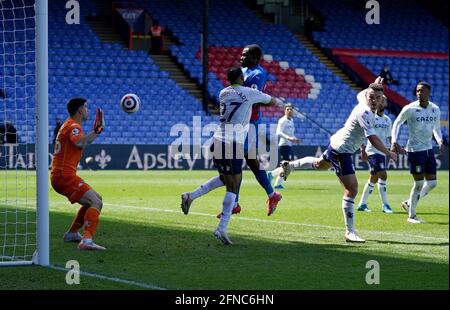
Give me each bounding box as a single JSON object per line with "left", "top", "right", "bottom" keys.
{"left": 1, "top": 0, "right": 447, "bottom": 148}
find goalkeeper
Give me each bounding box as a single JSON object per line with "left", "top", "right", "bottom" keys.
{"left": 51, "top": 98, "right": 106, "bottom": 250}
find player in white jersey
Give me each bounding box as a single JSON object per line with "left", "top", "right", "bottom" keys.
{"left": 180, "top": 67, "right": 279, "bottom": 244}
{"left": 391, "top": 81, "right": 444, "bottom": 224}
{"left": 279, "top": 81, "right": 397, "bottom": 242}
{"left": 268, "top": 103, "right": 300, "bottom": 189}
{"left": 357, "top": 95, "right": 393, "bottom": 213}
{"left": 181, "top": 45, "right": 283, "bottom": 220}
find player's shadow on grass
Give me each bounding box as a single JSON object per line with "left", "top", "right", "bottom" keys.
{"left": 424, "top": 221, "right": 450, "bottom": 226}
{"left": 367, "top": 240, "right": 449, "bottom": 246}
{"left": 24, "top": 209, "right": 449, "bottom": 290}
{"left": 381, "top": 212, "right": 449, "bottom": 217}
{"left": 410, "top": 212, "right": 450, "bottom": 216}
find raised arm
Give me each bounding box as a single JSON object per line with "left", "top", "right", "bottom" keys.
{"left": 74, "top": 132, "right": 99, "bottom": 149}
{"left": 74, "top": 108, "right": 104, "bottom": 150}
{"left": 356, "top": 77, "right": 384, "bottom": 104}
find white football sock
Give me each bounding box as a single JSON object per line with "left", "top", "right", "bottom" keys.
{"left": 271, "top": 167, "right": 284, "bottom": 177}
{"left": 359, "top": 182, "right": 375, "bottom": 205}
{"left": 342, "top": 196, "right": 355, "bottom": 232}
{"left": 218, "top": 192, "right": 236, "bottom": 232}
{"left": 289, "top": 156, "right": 316, "bottom": 170}
{"left": 408, "top": 180, "right": 424, "bottom": 218}
{"left": 274, "top": 176, "right": 283, "bottom": 187}
{"left": 377, "top": 180, "right": 389, "bottom": 205}
{"left": 420, "top": 180, "right": 437, "bottom": 199}
{"left": 190, "top": 176, "right": 224, "bottom": 200}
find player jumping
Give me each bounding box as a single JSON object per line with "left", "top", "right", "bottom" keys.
{"left": 181, "top": 44, "right": 282, "bottom": 217}
{"left": 183, "top": 67, "right": 280, "bottom": 244}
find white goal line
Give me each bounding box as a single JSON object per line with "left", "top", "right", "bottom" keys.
{"left": 48, "top": 265, "right": 166, "bottom": 290}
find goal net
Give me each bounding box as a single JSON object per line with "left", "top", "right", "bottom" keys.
{"left": 0, "top": 0, "right": 48, "bottom": 266}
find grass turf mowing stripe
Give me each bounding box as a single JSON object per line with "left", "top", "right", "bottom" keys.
{"left": 104, "top": 202, "right": 449, "bottom": 242}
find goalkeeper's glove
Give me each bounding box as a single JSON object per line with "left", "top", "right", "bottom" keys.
{"left": 93, "top": 108, "right": 104, "bottom": 134}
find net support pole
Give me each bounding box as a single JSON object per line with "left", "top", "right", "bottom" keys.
{"left": 35, "top": 0, "right": 49, "bottom": 266}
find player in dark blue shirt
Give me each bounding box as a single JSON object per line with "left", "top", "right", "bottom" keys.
{"left": 237, "top": 44, "right": 281, "bottom": 216}
{"left": 180, "top": 45, "right": 282, "bottom": 218}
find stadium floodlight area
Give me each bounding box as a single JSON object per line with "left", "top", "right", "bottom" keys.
{"left": 0, "top": 0, "right": 48, "bottom": 266}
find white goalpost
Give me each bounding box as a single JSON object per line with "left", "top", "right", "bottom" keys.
{"left": 0, "top": 0, "right": 48, "bottom": 266}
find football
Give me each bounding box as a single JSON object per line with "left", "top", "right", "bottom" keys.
{"left": 120, "top": 93, "right": 140, "bottom": 114}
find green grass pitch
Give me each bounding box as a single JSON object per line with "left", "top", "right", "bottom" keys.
{"left": 0, "top": 170, "right": 448, "bottom": 290}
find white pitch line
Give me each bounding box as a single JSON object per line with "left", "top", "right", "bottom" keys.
{"left": 49, "top": 265, "right": 166, "bottom": 290}
{"left": 104, "top": 202, "right": 450, "bottom": 242}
